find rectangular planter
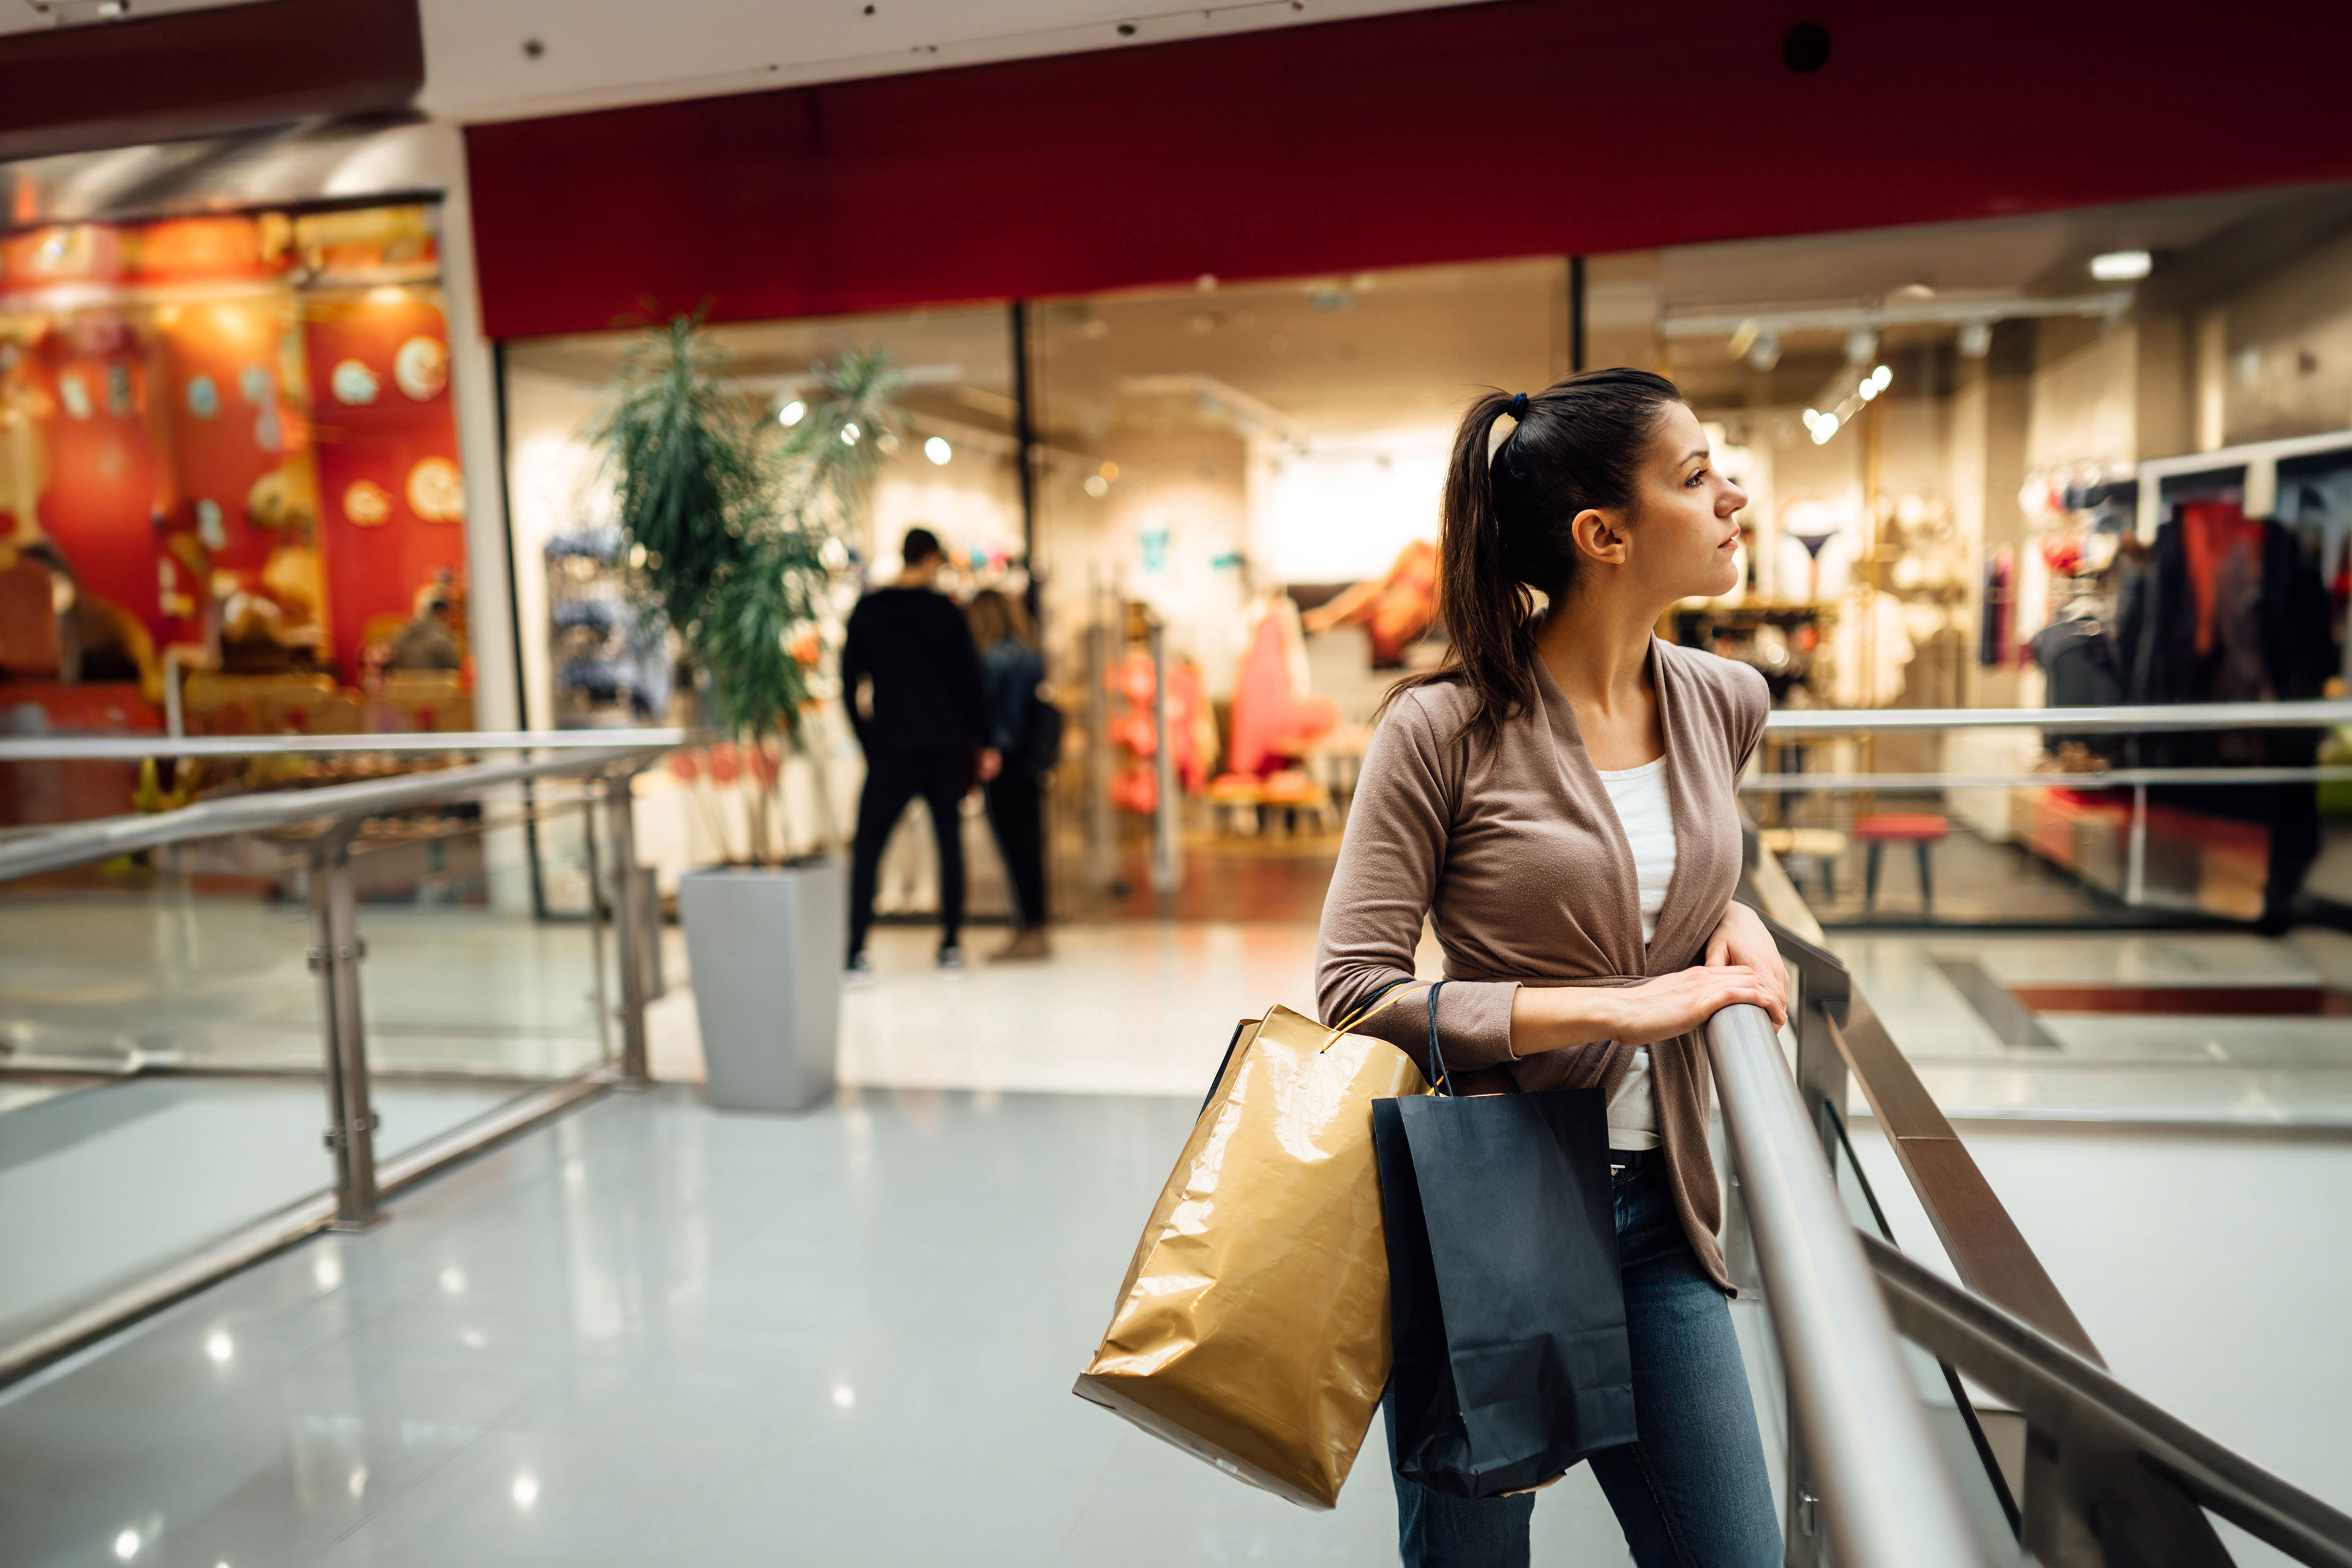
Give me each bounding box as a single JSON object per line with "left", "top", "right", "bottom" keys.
{"left": 677, "top": 859, "right": 843, "bottom": 1112}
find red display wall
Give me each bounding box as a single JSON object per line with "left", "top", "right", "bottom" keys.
{"left": 465, "top": 0, "right": 2352, "bottom": 340}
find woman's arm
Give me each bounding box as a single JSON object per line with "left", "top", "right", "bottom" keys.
{"left": 1315, "top": 695, "right": 1522, "bottom": 1070}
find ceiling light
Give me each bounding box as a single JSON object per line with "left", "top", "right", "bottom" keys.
{"left": 512, "top": 1474, "right": 539, "bottom": 1509}
{"left": 779, "top": 401, "right": 805, "bottom": 426}
{"left": 2090, "top": 250, "right": 2152, "bottom": 282}
{"left": 841, "top": 423, "right": 859, "bottom": 446}
{"left": 832, "top": 1384, "right": 856, "bottom": 1408}
{"left": 1083, "top": 474, "right": 1109, "bottom": 499}
{"left": 1844, "top": 326, "right": 1879, "bottom": 365}
{"left": 1746, "top": 333, "right": 1782, "bottom": 372}
{"left": 1957, "top": 321, "right": 1992, "bottom": 358}
{"left": 205, "top": 1330, "right": 234, "bottom": 1363}
{"left": 923, "top": 436, "right": 951, "bottom": 465}
{"left": 115, "top": 1530, "right": 140, "bottom": 1561}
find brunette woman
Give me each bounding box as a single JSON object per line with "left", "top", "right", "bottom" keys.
{"left": 1317, "top": 369, "right": 1789, "bottom": 1567}
{"left": 968, "top": 588, "right": 1053, "bottom": 960}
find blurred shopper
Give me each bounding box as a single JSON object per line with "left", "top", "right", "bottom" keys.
{"left": 1318, "top": 371, "right": 1788, "bottom": 1566}
{"left": 841, "top": 528, "right": 996, "bottom": 981}
{"left": 968, "top": 589, "right": 1056, "bottom": 960}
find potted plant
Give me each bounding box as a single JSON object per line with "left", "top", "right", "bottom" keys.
{"left": 592, "top": 315, "right": 901, "bottom": 1111}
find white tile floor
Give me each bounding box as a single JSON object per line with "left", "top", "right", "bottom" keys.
{"left": 9, "top": 907, "right": 2352, "bottom": 1564}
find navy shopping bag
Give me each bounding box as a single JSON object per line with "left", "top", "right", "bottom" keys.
{"left": 1372, "top": 982, "right": 1637, "bottom": 1499}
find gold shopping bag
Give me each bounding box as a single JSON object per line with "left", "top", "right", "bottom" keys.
{"left": 1072, "top": 993, "right": 1431, "bottom": 1509}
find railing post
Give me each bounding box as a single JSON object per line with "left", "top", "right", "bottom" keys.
{"left": 605, "top": 769, "right": 651, "bottom": 1085}
{"left": 307, "top": 824, "right": 383, "bottom": 1230}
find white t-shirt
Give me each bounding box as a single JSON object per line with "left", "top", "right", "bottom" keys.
{"left": 1596, "top": 755, "right": 1675, "bottom": 1152}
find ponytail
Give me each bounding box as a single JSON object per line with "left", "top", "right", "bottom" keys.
{"left": 1387, "top": 368, "right": 1683, "bottom": 748}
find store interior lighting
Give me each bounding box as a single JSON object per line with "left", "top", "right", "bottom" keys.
{"left": 2090, "top": 249, "right": 2153, "bottom": 281}
{"left": 1803, "top": 363, "right": 1892, "bottom": 445}
{"left": 924, "top": 435, "right": 952, "bottom": 465}
{"left": 778, "top": 399, "right": 805, "bottom": 426}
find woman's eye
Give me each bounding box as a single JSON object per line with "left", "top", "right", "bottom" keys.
{"left": 1687, "top": 469, "right": 1708, "bottom": 486}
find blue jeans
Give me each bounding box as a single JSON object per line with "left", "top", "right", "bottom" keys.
{"left": 1384, "top": 1163, "right": 1780, "bottom": 1567}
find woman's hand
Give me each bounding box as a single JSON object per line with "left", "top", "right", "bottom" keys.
{"left": 1704, "top": 900, "right": 1789, "bottom": 1018}
{"left": 1603, "top": 964, "right": 1785, "bottom": 1044}
{"left": 1510, "top": 962, "right": 1786, "bottom": 1055}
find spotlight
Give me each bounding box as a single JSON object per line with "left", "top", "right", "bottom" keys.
{"left": 924, "top": 436, "right": 951, "bottom": 465}
{"left": 1957, "top": 322, "right": 1992, "bottom": 358}
{"left": 1746, "top": 333, "right": 1782, "bottom": 372}
{"left": 1844, "top": 326, "right": 1879, "bottom": 366}
{"left": 841, "top": 423, "right": 860, "bottom": 446}
{"left": 779, "top": 400, "right": 805, "bottom": 426}
{"left": 2090, "top": 250, "right": 2152, "bottom": 282}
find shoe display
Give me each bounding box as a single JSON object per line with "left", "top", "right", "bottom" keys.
{"left": 990, "top": 927, "right": 1053, "bottom": 962}
{"left": 844, "top": 952, "right": 875, "bottom": 988}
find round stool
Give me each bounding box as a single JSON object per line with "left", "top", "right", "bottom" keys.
{"left": 1853, "top": 813, "right": 1950, "bottom": 912}
{"left": 1759, "top": 826, "right": 1850, "bottom": 902}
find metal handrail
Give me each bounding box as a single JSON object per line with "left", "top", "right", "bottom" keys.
{"left": 1869, "top": 1236, "right": 2352, "bottom": 1568}
{"left": 1739, "top": 834, "right": 2349, "bottom": 1562}
{"left": 0, "top": 726, "right": 690, "bottom": 761}
{"left": 1745, "top": 766, "right": 2352, "bottom": 790}
{"left": 1705, "top": 1001, "right": 1988, "bottom": 1568}
{"left": 1763, "top": 699, "right": 2352, "bottom": 733}
{"left": 0, "top": 745, "right": 664, "bottom": 884}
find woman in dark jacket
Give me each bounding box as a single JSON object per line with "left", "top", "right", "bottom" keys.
{"left": 968, "top": 589, "right": 1054, "bottom": 960}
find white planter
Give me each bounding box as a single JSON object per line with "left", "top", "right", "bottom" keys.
{"left": 677, "top": 859, "right": 843, "bottom": 1112}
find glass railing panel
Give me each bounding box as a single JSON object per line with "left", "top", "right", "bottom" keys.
{"left": 346, "top": 789, "right": 613, "bottom": 1093}
{"left": 0, "top": 830, "right": 337, "bottom": 1346}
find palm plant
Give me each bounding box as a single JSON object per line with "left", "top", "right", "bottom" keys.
{"left": 590, "top": 316, "right": 903, "bottom": 862}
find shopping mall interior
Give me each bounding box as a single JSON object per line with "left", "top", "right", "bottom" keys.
{"left": 2, "top": 3, "right": 2351, "bottom": 1565}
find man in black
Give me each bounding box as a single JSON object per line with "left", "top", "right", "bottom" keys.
{"left": 840, "top": 527, "right": 998, "bottom": 978}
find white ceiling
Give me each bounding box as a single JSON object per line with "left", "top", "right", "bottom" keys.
{"left": 0, "top": 0, "right": 1477, "bottom": 119}
{"left": 418, "top": 0, "right": 1479, "bottom": 122}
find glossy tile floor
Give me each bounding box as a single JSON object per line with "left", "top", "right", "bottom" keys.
{"left": 13, "top": 900, "right": 2352, "bottom": 1564}
{"left": 0, "top": 1078, "right": 526, "bottom": 1348}
{"left": 1833, "top": 929, "right": 2352, "bottom": 1126}
{"left": 0, "top": 1087, "right": 1658, "bottom": 1567}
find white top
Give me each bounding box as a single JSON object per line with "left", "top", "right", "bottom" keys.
{"left": 1596, "top": 754, "right": 1675, "bottom": 1152}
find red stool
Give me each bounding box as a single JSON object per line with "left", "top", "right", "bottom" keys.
{"left": 1854, "top": 813, "right": 1950, "bottom": 911}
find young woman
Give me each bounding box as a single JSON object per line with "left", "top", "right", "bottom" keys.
{"left": 967, "top": 587, "right": 1053, "bottom": 960}
{"left": 1317, "top": 368, "right": 1790, "bottom": 1567}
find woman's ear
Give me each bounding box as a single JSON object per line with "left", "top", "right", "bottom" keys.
{"left": 1570, "top": 507, "right": 1632, "bottom": 568}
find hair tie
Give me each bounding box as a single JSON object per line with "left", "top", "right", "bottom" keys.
{"left": 1506, "top": 392, "right": 1529, "bottom": 420}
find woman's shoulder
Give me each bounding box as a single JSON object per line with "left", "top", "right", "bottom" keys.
{"left": 1656, "top": 639, "right": 1770, "bottom": 721}
{"left": 1375, "top": 677, "right": 1473, "bottom": 742}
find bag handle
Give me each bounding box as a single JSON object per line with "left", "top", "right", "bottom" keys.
{"left": 1425, "top": 979, "right": 1452, "bottom": 1096}
{"left": 1324, "top": 976, "right": 1432, "bottom": 1047}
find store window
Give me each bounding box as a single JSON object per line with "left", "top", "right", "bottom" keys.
{"left": 1028, "top": 260, "right": 1569, "bottom": 901}
{"left": 500, "top": 306, "right": 1022, "bottom": 733}
{"left": 0, "top": 203, "right": 473, "bottom": 739}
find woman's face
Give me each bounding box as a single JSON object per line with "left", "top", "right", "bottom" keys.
{"left": 1626, "top": 402, "right": 1747, "bottom": 601}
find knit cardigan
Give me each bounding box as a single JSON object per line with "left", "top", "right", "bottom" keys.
{"left": 1316, "top": 638, "right": 1770, "bottom": 1292}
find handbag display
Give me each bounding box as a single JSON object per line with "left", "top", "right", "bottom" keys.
{"left": 1073, "top": 987, "right": 1433, "bottom": 1509}
{"left": 1373, "top": 981, "right": 1638, "bottom": 1499}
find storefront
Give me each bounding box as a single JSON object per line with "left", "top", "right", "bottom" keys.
{"left": 0, "top": 119, "right": 513, "bottom": 826}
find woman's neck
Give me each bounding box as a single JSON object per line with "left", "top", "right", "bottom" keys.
{"left": 1534, "top": 586, "right": 1662, "bottom": 723}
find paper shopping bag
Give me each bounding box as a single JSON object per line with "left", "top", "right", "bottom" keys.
{"left": 1074, "top": 998, "right": 1430, "bottom": 1509}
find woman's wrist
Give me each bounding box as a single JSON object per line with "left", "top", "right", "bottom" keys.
{"left": 1509, "top": 985, "right": 1624, "bottom": 1056}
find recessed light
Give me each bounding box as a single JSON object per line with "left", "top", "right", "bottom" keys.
{"left": 2090, "top": 250, "right": 2152, "bottom": 282}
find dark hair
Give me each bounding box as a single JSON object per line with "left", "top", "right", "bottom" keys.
{"left": 1390, "top": 367, "right": 1684, "bottom": 746}
{"left": 902, "top": 526, "right": 944, "bottom": 567}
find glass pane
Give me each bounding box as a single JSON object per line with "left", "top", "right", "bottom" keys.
{"left": 1028, "top": 259, "right": 1569, "bottom": 913}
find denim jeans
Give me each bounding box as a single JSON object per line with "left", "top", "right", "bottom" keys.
{"left": 1384, "top": 1163, "right": 1781, "bottom": 1567}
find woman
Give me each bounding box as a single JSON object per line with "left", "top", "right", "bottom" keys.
{"left": 968, "top": 588, "right": 1053, "bottom": 960}
{"left": 1317, "top": 369, "right": 1790, "bottom": 1567}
